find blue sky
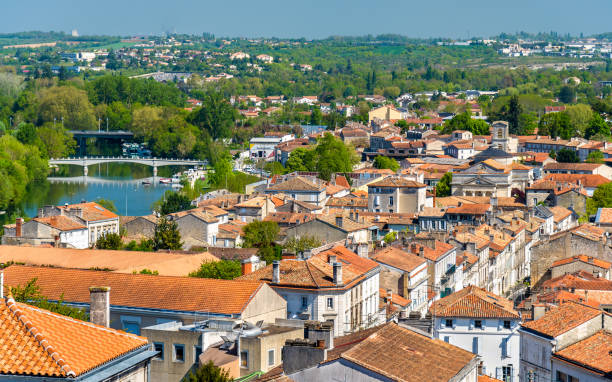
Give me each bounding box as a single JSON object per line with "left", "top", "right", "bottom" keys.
{"left": 4, "top": 0, "right": 612, "bottom": 39}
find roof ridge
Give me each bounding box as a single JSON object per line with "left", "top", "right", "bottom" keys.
{"left": 5, "top": 297, "right": 76, "bottom": 377}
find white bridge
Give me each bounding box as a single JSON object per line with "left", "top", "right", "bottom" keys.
{"left": 48, "top": 157, "right": 207, "bottom": 175}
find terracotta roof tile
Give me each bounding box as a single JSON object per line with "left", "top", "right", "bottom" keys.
{"left": 371, "top": 246, "right": 426, "bottom": 273}
{"left": 446, "top": 203, "right": 491, "bottom": 215}
{"left": 522, "top": 301, "right": 603, "bottom": 338}
{"left": 545, "top": 174, "right": 610, "bottom": 188}
{"left": 266, "top": 176, "right": 324, "bottom": 192}
{"left": 0, "top": 297, "right": 147, "bottom": 377}
{"left": 430, "top": 286, "right": 519, "bottom": 318}
{"left": 407, "top": 240, "right": 455, "bottom": 262}
{"left": 368, "top": 176, "right": 426, "bottom": 188}
{"left": 379, "top": 288, "right": 411, "bottom": 307}
{"left": 3, "top": 265, "right": 264, "bottom": 315}
{"left": 548, "top": 206, "right": 573, "bottom": 223}
{"left": 59, "top": 202, "right": 118, "bottom": 222}
{"left": 553, "top": 330, "right": 612, "bottom": 374}
{"left": 551, "top": 255, "right": 611, "bottom": 270}
{"left": 32, "top": 216, "right": 86, "bottom": 231}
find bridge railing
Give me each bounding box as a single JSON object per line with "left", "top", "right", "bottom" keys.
{"left": 50, "top": 156, "right": 206, "bottom": 162}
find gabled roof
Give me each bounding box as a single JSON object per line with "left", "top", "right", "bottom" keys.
{"left": 553, "top": 330, "right": 612, "bottom": 374}
{"left": 407, "top": 240, "right": 455, "bottom": 262}
{"left": 340, "top": 323, "right": 476, "bottom": 382}
{"left": 59, "top": 202, "right": 118, "bottom": 222}
{"left": 446, "top": 203, "right": 490, "bottom": 216}
{"left": 368, "top": 176, "right": 426, "bottom": 188}
{"left": 544, "top": 162, "right": 603, "bottom": 171}
{"left": 266, "top": 176, "right": 324, "bottom": 192}
{"left": 3, "top": 265, "right": 264, "bottom": 315}
{"left": 32, "top": 215, "right": 87, "bottom": 231}
{"left": 548, "top": 206, "right": 573, "bottom": 223}
{"left": 371, "top": 246, "right": 426, "bottom": 273}
{"left": 315, "top": 214, "right": 371, "bottom": 233}
{"left": 430, "top": 285, "right": 519, "bottom": 319}
{"left": 521, "top": 301, "right": 604, "bottom": 338}
{"left": 0, "top": 297, "right": 148, "bottom": 378}
{"left": 237, "top": 245, "right": 379, "bottom": 290}
{"left": 551, "top": 255, "right": 611, "bottom": 270}
{"left": 545, "top": 173, "right": 609, "bottom": 188}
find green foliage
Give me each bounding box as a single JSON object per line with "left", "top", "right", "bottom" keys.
{"left": 189, "top": 260, "right": 242, "bottom": 280}
{"left": 242, "top": 221, "right": 279, "bottom": 263}
{"left": 95, "top": 198, "right": 118, "bottom": 213}
{"left": 283, "top": 236, "right": 322, "bottom": 254}
{"left": 96, "top": 232, "right": 122, "bottom": 250}
{"left": 517, "top": 113, "right": 538, "bottom": 135}
{"left": 158, "top": 191, "right": 193, "bottom": 215}
{"left": 586, "top": 151, "right": 605, "bottom": 164}
{"left": 441, "top": 111, "right": 489, "bottom": 135}
{"left": 189, "top": 90, "right": 236, "bottom": 140}
{"left": 435, "top": 172, "right": 452, "bottom": 197}
{"left": 153, "top": 217, "right": 183, "bottom": 250}
{"left": 134, "top": 269, "right": 159, "bottom": 275}
{"left": 585, "top": 112, "right": 610, "bottom": 139}
{"left": 383, "top": 231, "right": 397, "bottom": 244}
{"left": 538, "top": 112, "right": 573, "bottom": 139}
{"left": 555, "top": 148, "right": 579, "bottom": 163}
{"left": 11, "top": 278, "right": 88, "bottom": 321}
{"left": 123, "top": 238, "right": 155, "bottom": 252}
{"left": 565, "top": 104, "right": 593, "bottom": 137}
{"left": 592, "top": 182, "right": 612, "bottom": 210}
{"left": 182, "top": 361, "right": 232, "bottom": 382}
{"left": 37, "top": 86, "right": 97, "bottom": 130}
{"left": 558, "top": 85, "right": 576, "bottom": 104}
{"left": 373, "top": 156, "right": 399, "bottom": 172}
{"left": 264, "top": 161, "right": 286, "bottom": 175}
{"left": 87, "top": 75, "right": 185, "bottom": 107}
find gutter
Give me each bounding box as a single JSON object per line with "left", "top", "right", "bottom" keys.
{"left": 77, "top": 347, "right": 158, "bottom": 381}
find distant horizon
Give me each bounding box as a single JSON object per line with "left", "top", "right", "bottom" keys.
{"left": 3, "top": 0, "right": 612, "bottom": 40}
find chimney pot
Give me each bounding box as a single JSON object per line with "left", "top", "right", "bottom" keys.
{"left": 241, "top": 259, "right": 253, "bottom": 275}
{"left": 89, "top": 286, "right": 110, "bottom": 327}
{"left": 272, "top": 261, "right": 281, "bottom": 283}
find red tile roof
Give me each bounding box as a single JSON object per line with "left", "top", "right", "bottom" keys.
{"left": 0, "top": 297, "right": 148, "bottom": 377}
{"left": 368, "top": 176, "right": 426, "bottom": 188}
{"left": 59, "top": 202, "right": 118, "bottom": 222}
{"left": 551, "top": 255, "right": 611, "bottom": 270}
{"left": 544, "top": 174, "right": 610, "bottom": 188}
{"left": 371, "top": 246, "right": 426, "bottom": 273}
{"left": 553, "top": 330, "right": 612, "bottom": 374}
{"left": 407, "top": 241, "right": 455, "bottom": 262}
{"left": 2, "top": 265, "right": 264, "bottom": 315}
{"left": 522, "top": 301, "right": 604, "bottom": 338}
{"left": 32, "top": 216, "right": 86, "bottom": 231}
{"left": 430, "top": 286, "right": 519, "bottom": 319}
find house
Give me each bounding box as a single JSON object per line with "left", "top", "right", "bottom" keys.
{"left": 275, "top": 322, "right": 479, "bottom": 382}
{"left": 265, "top": 176, "right": 327, "bottom": 207}
{"left": 367, "top": 105, "right": 403, "bottom": 123}
{"left": 238, "top": 245, "right": 381, "bottom": 336}
{"left": 519, "top": 302, "right": 612, "bottom": 382}
{"left": 371, "top": 246, "right": 429, "bottom": 314}
{"left": 431, "top": 286, "right": 521, "bottom": 381}
{"left": 368, "top": 176, "right": 427, "bottom": 213}
{"left": 292, "top": 96, "right": 318, "bottom": 105}
{"left": 548, "top": 205, "right": 577, "bottom": 232}
{"left": 452, "top": 159, "right": 533, "bottom": 198}
{"left": 407, "top": 238, "right": 459, "bottom": 299}
{"left": 120, "top": 214, "right": 158, "bottom": 240}
{"left": 2, "top": 265, "right": 287, "bottom": 336}
{"left": 256, "top": 54, "right": 274, "bottom": 63}
{"left": 250, "top": 133, "right": 295, "bottom": 160}
{"left": 37, "top": 202, "right": 119, "bottom": 247}
{"left": 551, "top": 330, "right": 612, "bottom": 382}
{"left": 544, "top": 173, "right": 609, "bottom": 197}
{"left": 550, "top": 254, "right": 612, "bottom": 280}
{"left": 2, "top": 215, "right": 88, "bottom": 248}
{"left": 216, "top": 221, "right": 247, "bottom": 248}
{"left": 596, "top": 208, "right": 612, "bottom": 231}
{"left": 167, "top": 209, "right": 220, "bottom": 248}
{"left": 0, "top": 295, "right": 157, "bottom": 381}
{"left": 235, "top": 196, "right": 276, "bottom": 223}
{"left": 543, "top": 162, "right": 612, "bottom": 181}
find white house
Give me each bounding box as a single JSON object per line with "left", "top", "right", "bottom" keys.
{"left": 1, "top": 216, "right": 88, "bottom": 249}
{"left": 238, "top": 245, "right": 381, "bottom": 337}
{"left": 249, "top": 133, "right": 294, "bottom": 161}
{"left": 431, "top": 286, "right": 521, "bottom": 381}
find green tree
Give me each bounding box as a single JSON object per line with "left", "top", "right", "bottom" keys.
{"left": 538, "top": 112, "right": 573, "bottom": 139}
{"left": 313, "top": 133, "right": 358, "bottom": 181}
{"left": 558, "top": 86, "right": 576, "bottom": 104}
{"left": 264, "top": 161, "right": 285, "bottom": 175}
{"left": 10, "top": 278, "right": 88, "bottom": 321}
{"left": 586, "top": 151, "right": 605, "bottom": 164}
{"left": 95, "top": 198, "right": 118, "bottom": 213}
{"left": 96, "top": 232, "right": 122, "bottom": 250}
{"left": 285, "top": 147, "right": 312, "bottom": 172}
{"left": 518, "top": 113, "right": 538, "bottom": 135}
{"left": 242, "top": 221, "right": 279, "bottom": 263}
{"left": 135, "top": 269, "right": 159, "bottom": 275}
{"left": 505, "top": 95, "right": 522, "bottom": 134}
{"left": 310, "top": 107, "right": 323, "bottom": 125}
{"left": 565, "top": 104, "right": 594, "bottom": 137}
{"left": 158, "top": 191, "right": 193, "bottom": 215}
{"left": 556, "top": 148, "right": 579, "bottom": 163}
{"left": 383, "top": 231, "right": 397, "bottom": 244}
{"left": 373, "top": 156, "right": 399, "bottom": 172}
{"left": 35, "top": 125, "right": 76, "bottom": 158}
{"left": 283, "top": 236, "right": 321, "bottom": 254}
{"left": 189, "top": 90, "right": 236, "bottom": 140}
{"left": 183, "top": 361, "right": 231, "bottom": 382}
{"left": 189, "top": 260, "right": 241, "bottom": 280}
{"left": 585, "top": 113, "right": 610, "bottom": 139}
{"left": 153, "top": 217, "right": 183, "bottom": 250}
{"left": 441, "top": 111, "right": 489, "bottom": 135}
{"left": 37, "top": 86, "right": 97, "bottom": 130}
{"left": 436, "top": 172, "right": 452, "bottom": 197}
{"left": 589, "top": 182, "right": 612, "bottom": 215}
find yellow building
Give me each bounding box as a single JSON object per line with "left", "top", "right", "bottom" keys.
{"left": 368, "top": 105, "right": 403, "bottom": 124}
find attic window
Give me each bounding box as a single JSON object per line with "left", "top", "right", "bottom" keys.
{"left": 94, "top": 206, "right": 105, "bottom": 211}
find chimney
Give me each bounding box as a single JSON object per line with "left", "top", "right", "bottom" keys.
{"left": 272, "top": 261, "right": 281, "bottom": 283}
{"left": 305, "top": 321, "right": 334, "bottom": 349}
{"left": 419, "top": 247, "right": 424, "bottom": 257}
{"left": 54, "top": 235, "right": 60, "bottom": 247}
{"left": 333, "top": 262, "right": 343, "bottom": 285}
{"left": 89, "top": 287, "right": 110, "bottom": 327}
{"left": 328, "top": 254, "right": 337, "bottom": 264}
{"left": 241, "top": 259, "right": 253, "bottom": 275}
{"left": 532, "top": 304, "right": 546, "bottom": 321}
{"left": 282, "top": 339, "right": 327, "bottom": 375}
{"left": 15, "top": 218, "right": 23, "bottom": 237}
{"left": 386, "top": 289, "right": 393, "bottom": 304}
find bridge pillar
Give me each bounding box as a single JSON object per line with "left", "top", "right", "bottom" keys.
{"left": 153, "top": 166, "right": 158, "bottom": 176}
{"left": 84, "top": 166, "right": 88, "bottom": 176}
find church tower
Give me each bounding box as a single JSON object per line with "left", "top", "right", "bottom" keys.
{"left": 491, "top": 121, "right": 510, "bottom": 152}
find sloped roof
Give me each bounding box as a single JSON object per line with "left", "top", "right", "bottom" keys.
{"left": 545, "top": 173, "right": 609, "bottom": 188}
{"left": 407, "top": 241, "right": 455, "bottom": 262}
{"left": 32, "top": 216, "right": 87, "bottom": 231}
{"left": 430, "top": 285, "right": 519, "bottom": 319}
{"left": 368, "top": 177, "right": 426, "bottom": 188}
{"left": 340, "top": 323, "right": 476, "bottom": 382}
{"left": 551, "top": 255, "right": 611, "bottom": 270}
{"left": 59, "top": 202, "right": 118, "bottom": 222}
{"left": 372, "top": 246, "right": 426, "bottom": 273}
{"left": 522, "top": 301, "right": 603, "bottom": 338}
{"left": 3, "top": 265, "right": 263, "bottom": 315}
{"left": 0, "top": 297, "right": 148, "bottom": 377}
{"left": 266, "top": 176, "right": 324, "bottom": 192}
{"left": 553, "top": 330, "right": 612, "bottom": 374}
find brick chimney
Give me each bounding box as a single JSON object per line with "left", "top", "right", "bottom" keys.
{"left": 241, "top": 258, "right": 253, "bottom": 275}
{"left": 333, "top": 262, "right": 342, "bottom": 285}
{"left": 272, "top": 261, "right": 280, "bottom": 283}
{"left": 89, "top": 287, "right": 110, "bottom": 327}
{"left": 15, "top": 218, "right": 23, "bottom": 237}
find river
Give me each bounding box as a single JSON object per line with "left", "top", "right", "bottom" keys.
{"left": 19, "top": 163, "right": 188, "bottom": 217}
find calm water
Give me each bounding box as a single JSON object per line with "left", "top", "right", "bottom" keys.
{"left": 19, "top": 163, "right": 187, "bottom": 217}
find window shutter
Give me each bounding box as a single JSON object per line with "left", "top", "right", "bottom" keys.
{"left": 495, "top": 367, "right": 502, "bottom": 379}
{"left": 469, "top": 320, "right": 474, "bottom": 330}
{"left": 440, "top": 319, "right": 445, "bottom": 328}
{"left": 498, "top": 319, "right": 503, "bottom": 331}
{"left": 472, "top": 337, "right": 478, "bottom": 354}
{"left": 501, "top": 338, "right": 507, "bottom": 358}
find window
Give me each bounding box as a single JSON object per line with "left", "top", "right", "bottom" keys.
{"left": 474, "top": 320, "right": 483, "bottom": 329}
{"left": 153, "top": 342, "right": 164, "bottom": 360}
{"left": 501, "top": 338, "right": 508, "bottom": 358}
{"left": 504, "top": 320, "right": 512, "bottom": 329}
{"left": 301, "top": 296, "right": 308, "bottom": 309}
{"left": 268, "top": 349, "right": 275, "bottom": 367}
{"left": 502, "top": 365, "right": 513, "bottom": 382}
{"left": 121, "top": 319, "right": 141, "bottom": 335}
{"left": 443, "top": 336, "right": 450, "bottom": 343}
{"left": 240, "top": 351, "right": 248, "bottom": 368}
{"left": 173, "top": 344, "right": 185, "bottom": 363}
{"left": 389, "top": 196, "right": 394, "bottom": 206}
{"left": 472, "top": 337, "right": 479, "bottom": 354}
{"left": 327, "top": 297, "right": 334, "bottom": 309}
{"left": 445, "top": 319, "right": 453, "bottom": 328}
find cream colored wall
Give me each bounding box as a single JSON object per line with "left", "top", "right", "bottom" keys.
{"left": 241, "top": 284, "right": 287, "bottom": 324}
